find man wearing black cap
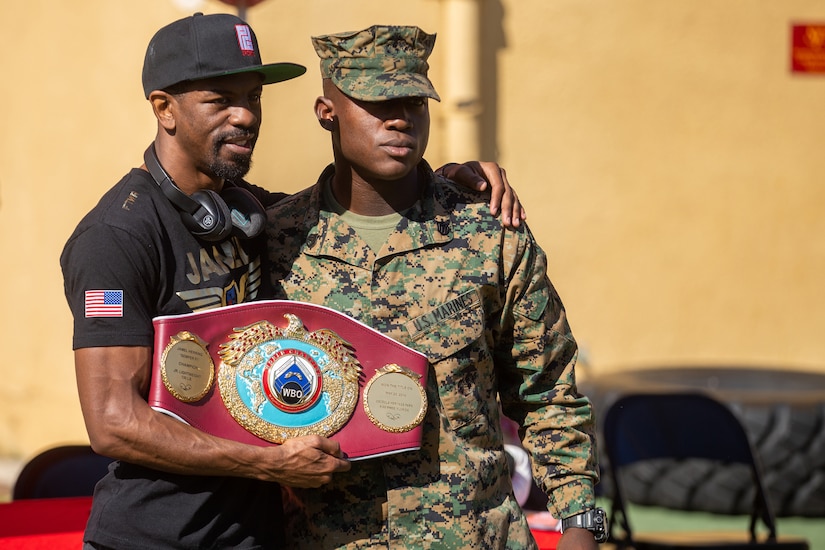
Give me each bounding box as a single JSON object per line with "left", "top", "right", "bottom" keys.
{"left": 60, "top": 13, "right": 523, "bottom": 550}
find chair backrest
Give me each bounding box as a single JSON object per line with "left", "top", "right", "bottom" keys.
{"left": 12, "top": 444, "right": 114, "bottom": 500}
{"left": 602, "top": 392, "right": 778, "bottom": 545}
{"left": 605, "top": 392, "right": 757, "bottom": 466}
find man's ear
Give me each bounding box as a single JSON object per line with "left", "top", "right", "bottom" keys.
{"left": 149, "top": 91, "right": 177, "bottom": 132}
{"left": 315, "top": 96, "right": 335, "bottom": 131}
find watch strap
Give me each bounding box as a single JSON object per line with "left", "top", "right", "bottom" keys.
{"left": 561, "top": 507, "right": 608, "bottom": 543}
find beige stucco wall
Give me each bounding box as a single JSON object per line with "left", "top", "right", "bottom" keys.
{"left": 1, "top": 0, "right": 823, "bottom": 459}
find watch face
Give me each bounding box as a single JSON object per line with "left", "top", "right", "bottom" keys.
{"left": 593, "top": 508, "right": 607, "bottom": 542}
{"left": 592, "top": 508, "right": 608, "bottom": 543}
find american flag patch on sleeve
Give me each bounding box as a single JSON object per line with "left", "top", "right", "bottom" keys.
{"left": 85, "top": 290, "right": 124, "bottom": 318}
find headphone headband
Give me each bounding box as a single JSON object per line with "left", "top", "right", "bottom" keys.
{"left": 143, "top": 144, "right": 265, "bottom": 241}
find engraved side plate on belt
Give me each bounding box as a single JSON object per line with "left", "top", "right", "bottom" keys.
{"left": 149, "top": 300, "right": 430, "bottom": 459}
{"left": 160, "top": 331, "right": 214, "bottom": 403}
{"left": 364, "top": 365, "right": 427, "bottom": 433}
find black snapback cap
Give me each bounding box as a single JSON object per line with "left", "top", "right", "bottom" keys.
{"left": 142, "top": 12, "right": 306, "bottom": 98}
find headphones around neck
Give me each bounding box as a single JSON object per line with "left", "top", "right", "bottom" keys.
{"left": 143, "top": 144, "right": 266, "bottom": 241}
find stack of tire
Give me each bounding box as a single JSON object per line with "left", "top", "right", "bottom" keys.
{"left": 581, "top": 367, "right": 825, "bottom": 518}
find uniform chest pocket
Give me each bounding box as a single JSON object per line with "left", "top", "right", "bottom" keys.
{"left": 405, "top": 290, "right": 491, "bottom": 433}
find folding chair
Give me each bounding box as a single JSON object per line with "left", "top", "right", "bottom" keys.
{"left": 602, "top": 392, "right": 809, "bottom": 549}
{"left": 12, "top": 444, "right": 114, "bottom": 500}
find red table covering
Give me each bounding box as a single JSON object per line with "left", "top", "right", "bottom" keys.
{"left": 0, "top": 496, "right": 90, "bottom": 549}
{"left": 0, "top": 496, "right": 561, "bottom": 549}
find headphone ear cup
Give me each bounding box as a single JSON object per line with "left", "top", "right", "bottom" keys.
{"left": 182, "top": 189, "right": 234, "bottom": 241}
{"left": 221, "top": 187, "right": 266, "bottom": 239}
{"left": 143, "top": 144, "right": 236, "bottom": 241}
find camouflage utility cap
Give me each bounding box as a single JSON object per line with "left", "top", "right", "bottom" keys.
{"left": 312, "top": 25, "right": 441, "bottom": 102}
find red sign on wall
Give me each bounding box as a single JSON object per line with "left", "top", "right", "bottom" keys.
{"left": 791, "top": 24, "right": 825, "bottom": 74}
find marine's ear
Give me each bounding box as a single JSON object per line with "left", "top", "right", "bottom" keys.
{"left": 315, "top": 95, "right": 335, "bottom": 131}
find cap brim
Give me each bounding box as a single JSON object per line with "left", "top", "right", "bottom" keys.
{"left": 222, "top": 62, "right": 307, "bottom": 85}
{"left": 335, "top": 72, "right": 440, "bottom": 102}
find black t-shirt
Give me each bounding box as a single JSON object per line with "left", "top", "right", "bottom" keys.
{"left": 60, "top": 168, "right": 288, "bottom": 549}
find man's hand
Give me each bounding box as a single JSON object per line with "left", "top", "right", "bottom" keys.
{"left": 437, "top": 161, "right": 526, "bottom": 228}
{"left": 265, "top": 435, "right": 352, "bottom": 488}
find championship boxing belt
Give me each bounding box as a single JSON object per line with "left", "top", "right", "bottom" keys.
{"left": 149, "top": 300, "right": 429, "bottom": 460}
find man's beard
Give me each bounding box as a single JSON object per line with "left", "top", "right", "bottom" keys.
{"left": 211, "top": 151, "right": 251, "bottom": 181}
{"left": 209, "top": 134, "right": 254, "bottom": 181}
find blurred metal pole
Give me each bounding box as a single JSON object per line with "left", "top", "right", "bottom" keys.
{"left": 441, "top": 0, "right": 482, "bottom": 162}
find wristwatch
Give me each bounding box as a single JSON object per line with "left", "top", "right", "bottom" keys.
{"left": 560, "top": 507, "right": 608, "bottom": 543}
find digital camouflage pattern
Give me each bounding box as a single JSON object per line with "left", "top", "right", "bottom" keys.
{"left": 266, "top": 163, "right": 598, "bottom": 549}
{"left": 311, "top": 25, "right": 441, "bottom": 102}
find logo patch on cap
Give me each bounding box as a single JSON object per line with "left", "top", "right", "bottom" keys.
{"left": 235, "top": 24, "right": 255, "bottom": 57}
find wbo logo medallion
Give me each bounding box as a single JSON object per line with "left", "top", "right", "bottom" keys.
{"left": 263, "top": 349, "right": 322, "bottom": 412}
{"left": 217, "top": 313, "right": 361, "bottom": 443}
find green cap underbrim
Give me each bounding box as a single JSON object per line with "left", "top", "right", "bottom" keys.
{"left": 219, "top": 62, "right": 307, "bottom": 85}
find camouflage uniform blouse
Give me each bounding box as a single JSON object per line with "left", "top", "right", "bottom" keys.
{"left": 266, "top": 163, "right": 598, "bottom": 549}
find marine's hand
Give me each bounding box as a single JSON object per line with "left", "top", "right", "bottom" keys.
{"left": 436, "top": 161, "right": 526, "bottom": 228}
{"left": 557, "top": 527, "right": 599, "bottom": 550}
{"left": 267, "top": 435, "right": 352, "bottom": 488}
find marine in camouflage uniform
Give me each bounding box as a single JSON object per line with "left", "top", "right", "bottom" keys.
{"left": 266, "top": 25, "right": 598, "bottom": 549}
